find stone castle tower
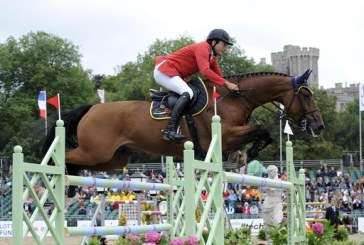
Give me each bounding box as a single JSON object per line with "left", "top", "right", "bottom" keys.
{"left": 271, "top": 45, "right": 320, "bottom": 88}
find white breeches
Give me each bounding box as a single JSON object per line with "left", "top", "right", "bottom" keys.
{"left": 153, "top": 64, "right": 194, "bottom": 99}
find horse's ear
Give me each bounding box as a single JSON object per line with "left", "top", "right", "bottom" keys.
{"left": 295, "top": 69, "right": 313, "bottom": 86}
{"left": 301, "top": 69, "right": 313, "bottom": 83}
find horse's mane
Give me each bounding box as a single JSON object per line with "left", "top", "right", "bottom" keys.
{"left": 225, "top": 71, "right": 290, "bottom": 80}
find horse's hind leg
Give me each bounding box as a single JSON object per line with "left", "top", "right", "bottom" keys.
{"left": 246, "top": 125, "right": 273, "bottom": 163}
{"left": 66, "top": 164, "right": 82, "bottom": 198}
{"left": 64, "top": 147, "right": 130, "bottom": 197}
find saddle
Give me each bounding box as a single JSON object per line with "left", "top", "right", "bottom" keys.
{"left": 149, "top": 78, "right": 208, "bottom": 120}
{"left": 149, "top": 78, "right": 208, "bottom": 159}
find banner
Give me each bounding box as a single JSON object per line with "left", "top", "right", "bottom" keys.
{"left": 97, "top": 89, "right": 105, "bottom": 103}
{"left": 360, "top": 83, "right": 364, "bottom": 111}
{"left": 37, "top": 91, "right": 46, "bottom": 118}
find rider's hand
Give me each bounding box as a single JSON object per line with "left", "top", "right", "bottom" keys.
{"left": 224, "top": 81, "right": 239, "bottom": 91}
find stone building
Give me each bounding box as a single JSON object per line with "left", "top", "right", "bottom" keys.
{"left": 271, "top": 45, "right": 319, "bottom": 88}
{"left": 326, "top": 83, "right": 359, "bottom": 112}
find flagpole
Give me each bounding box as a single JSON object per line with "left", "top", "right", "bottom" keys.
{"left": 57, "top": 93, "right": 61, "bottom": 120}
{"left": 360, "top": 83, "right": 363, "bottom": 172}
{"left": 280, "top": 119, "right": 283, "bottom": 173}
{"left": 360, "top": 108, "right": 362, "bottom": 172}
{"left": 279, "top": 104, "right": 284, "bottom": 174}
{"left": 45, "top": 91, "right": 48, "bottom": 136}
{"left": 213, "top": 86, "right": 217, "bottom": 116}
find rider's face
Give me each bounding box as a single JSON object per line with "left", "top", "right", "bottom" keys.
{"left": 213, "top": 40, "right": 230, "bottom": 55}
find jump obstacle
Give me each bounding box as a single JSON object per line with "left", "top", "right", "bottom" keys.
{"left": 12, "top": 116, "right": 306, "bottom": 245}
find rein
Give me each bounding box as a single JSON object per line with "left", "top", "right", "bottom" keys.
{"left": 209, "top": 83, "right": 315, "bottom": 130}
{"left": 234, "top": 88, "right": 315, "bottom": 129}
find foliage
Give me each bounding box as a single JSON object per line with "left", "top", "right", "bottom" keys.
{"left": 253, "top": 87, "right": 345, "bottom": 161}
{"left": 306, "top": 222, "right": 335, "bottom": 245}
{"left": 266, "top": 221, "right": 287, "bottom": 245}
{"left": 141, "top": 203, "right": 154, "bottom": 224}
{"left": 332, "top": 241, "right": 360, "bottom": 245}
{"left": 195, "top": 207, "right": 201, "bottom": 223}
{"left": 0, "top": 31, "right": 94, "bottom": 160}
{"left": 224, "top": 227, "right": 252, "bottom": 245}
{"left": 88, "top": 236, "right": 102, "bottom": 245}
{"left": 336, "top": 225, "right": 350, "bottom": 241}
{"left": 116, "top": 233, "right": 197, "bottom": 245}
{"left": 118, "top": 211, "right": 128, "bottom": 226}
{"left": 257, "top": 228, "right": 268, "bottom": 241}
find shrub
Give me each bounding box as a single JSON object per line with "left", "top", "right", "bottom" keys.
{"left": 224, "top": 227, "right": 251, "bottom": 245}
{"left": 336, "top": 225, "right": 349, "bottom": 241}
{"left": 257, "top": 228, "right": 268, "bottom": 241}
{"left": 88, "top": 236, "right": 102, "bottom": 245}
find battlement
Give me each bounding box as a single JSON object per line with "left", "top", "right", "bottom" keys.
{"left": 271, "top": 45, "right": 320, "bottom": 88}
{"left": 271, "top": 45, "right": 319, "bottom": 59}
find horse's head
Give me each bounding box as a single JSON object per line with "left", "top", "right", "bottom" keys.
{"left": 284, "top": 69, "right": 325, "bottom": 136}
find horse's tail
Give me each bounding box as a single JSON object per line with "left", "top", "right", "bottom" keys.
{"left": 41, "top": 104, "right": 93, "bottom": 156}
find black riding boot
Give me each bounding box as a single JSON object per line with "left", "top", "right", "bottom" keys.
{"left": 162, "top": 92, "right": 191, "bottom": 142}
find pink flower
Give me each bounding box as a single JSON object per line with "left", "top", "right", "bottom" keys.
{"left": 185, "top": 236, "right": 199, "bottom": 245}
{"left": 169, "top": 237, "right": 186, "bottom": 245}
{"left": 126, "top": 234, "right": 141, "bottom": 244}
{"left": 311, "top": 222, "right": 324, "bottom": 235}
{"left": 145, "top": 231, "right": 161, "bottom": 244}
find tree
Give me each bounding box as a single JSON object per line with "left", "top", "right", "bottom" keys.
{"left": 251, "top": 88, "right": 343, "bottom": 161}
{"left": 0, "top": 31, "right": 95, "bottom": 159}
{"left": 102, "top": 35, "right": 268, "bottom": 102}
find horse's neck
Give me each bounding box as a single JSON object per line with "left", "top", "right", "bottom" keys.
{"left": 235, "top": 75, "right": 291, "bottom": 105}
{"left": 205, "top": 75, "right": 292, "bottom": 116}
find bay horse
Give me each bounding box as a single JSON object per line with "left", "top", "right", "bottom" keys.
{"left": 43, "top": 69, "right": 324, "bottom": 195}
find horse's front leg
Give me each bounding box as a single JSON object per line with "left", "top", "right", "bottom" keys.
{"left": 224, "top": 124, "right": 273, "bottom": 163}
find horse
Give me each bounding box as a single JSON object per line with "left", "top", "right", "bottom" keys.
{"left": 43, "top": 69, "right": 324, "bottom": 196}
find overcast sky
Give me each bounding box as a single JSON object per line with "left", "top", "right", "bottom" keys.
{"left": 1, "top": 0, "right": 363, "bottom": 89}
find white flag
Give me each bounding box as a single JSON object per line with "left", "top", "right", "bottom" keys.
{"left": 360, "top": 83, "right": 364, "bottom": 111}
{"left": 284, "top": 121, "right": 293, "bottom": 135}
{"left": 97, "top": 89, "right": 105, "bottom": 103}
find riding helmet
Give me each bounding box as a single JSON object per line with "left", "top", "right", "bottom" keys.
{"left": 207, "top": 29, "right": 233, "bottom": 45}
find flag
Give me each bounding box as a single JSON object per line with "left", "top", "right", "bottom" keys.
{"left": 284, "top": 121, "right": 293, "bottom": 135}
{"left": 47, "top": 95, "right": 59, "bottom": 110}
{"left": 212, "top": 90, "right": 220, "bottom": 100}
{"left": 38, "top": 91, "right": 46, "bottom": 118}
{"left": 360, "top": 83, "right": 364, "bottom": 111}
{"left": 97, "top": 89, "right": 105, "bottom": 103}
{"left": 213, "top": 86, "right": 220, "bottom": 115}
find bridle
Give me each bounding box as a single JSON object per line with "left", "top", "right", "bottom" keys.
{"left": 278, "top": 85, "right": 319, "bottom": 131}
{"left": 226, "top": 77, "right": 319, "bottom": 131}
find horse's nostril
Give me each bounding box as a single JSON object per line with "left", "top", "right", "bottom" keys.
{"left": 319, "top": 125, "right": 325, "bottom": 131}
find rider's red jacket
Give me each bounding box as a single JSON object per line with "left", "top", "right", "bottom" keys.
{"left": 155, "top": 41, "right": 225, "bottom": 86}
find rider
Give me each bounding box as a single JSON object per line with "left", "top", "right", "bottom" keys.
{"left": 153, "top": 29, "right": 239, "bottom": 142}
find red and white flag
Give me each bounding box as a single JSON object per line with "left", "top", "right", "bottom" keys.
{"left": 47, "top": 95, "right": 59, "bottom": 110}
{"left": 47, "top": 93, "right": 61, "bottom": 120}
{"left": 213, "top": 86, "right": 220, "bottom": 115}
